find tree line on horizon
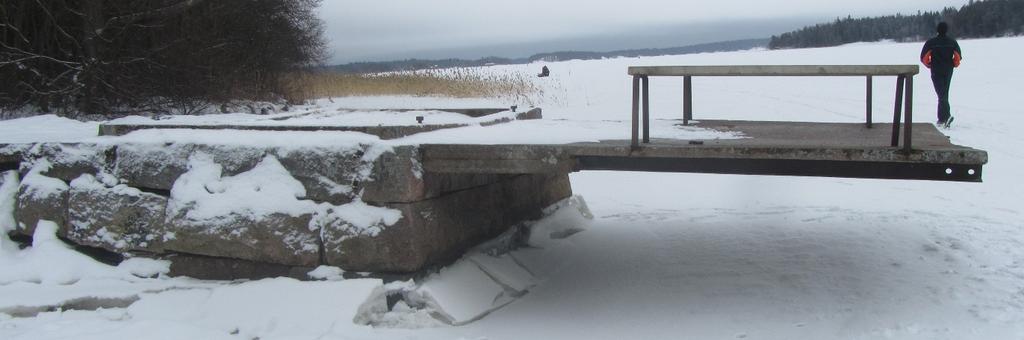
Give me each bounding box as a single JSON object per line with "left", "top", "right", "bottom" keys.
{"left": 769, "top": 0, "right": 1024, "bottom": 49}
{"left": 329, "top": 39, "right": 768, "bottom": 74}
{"left": 0, "top": 0, "right": 325, "bottom": 117}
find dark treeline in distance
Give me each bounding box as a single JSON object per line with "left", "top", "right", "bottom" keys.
{"left": 769, "top": 0, "right": 1024, "bottom": 49}
{"left": 0, "top": 0, "right": 325, "bottom": 117}
{"left": 330, "top": 39, "right": 768, "bottom": 74}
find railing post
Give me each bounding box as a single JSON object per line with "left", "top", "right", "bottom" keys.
{"left": 642, "top": 75, "right": 650, "bottom": 143}
{"left": 903, "top": 75, "right": 913, "bottom": 153}
{"left": 683, "top": 76, "right": 693, "bottom": 125}
{"left": 866, "top": 76, "right": 873, "bottom": 128}
{"left": 631, "top": 75, "right": 640, "bottom": 150}
{"left": 891, "top": 75, "right": 905, "bottom": 147}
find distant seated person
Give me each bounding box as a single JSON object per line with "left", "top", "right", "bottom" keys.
{"left": 538, "top": 66, "right": 550, "bottom": 77}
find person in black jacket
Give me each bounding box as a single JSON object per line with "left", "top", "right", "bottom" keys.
{"left": 920, "top": 22, "right": 963, "bottom": 128}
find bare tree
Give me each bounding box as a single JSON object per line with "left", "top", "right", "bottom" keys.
{"left": 0, "top": 0, "right": 324, "bottom": 117}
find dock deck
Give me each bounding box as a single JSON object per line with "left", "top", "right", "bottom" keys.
{"left": 422, "top": 120, "right": 987, "bottom": 182}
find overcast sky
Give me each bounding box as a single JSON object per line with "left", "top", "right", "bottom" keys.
{"left": 318, "top": 0, "right": 971, "bottom": 64}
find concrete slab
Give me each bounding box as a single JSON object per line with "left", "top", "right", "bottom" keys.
{"left": 98, "top": 122, "right": 467, "bottom": 140}
{"left": 98, "top": 108, "right": 542, "bottom": 139}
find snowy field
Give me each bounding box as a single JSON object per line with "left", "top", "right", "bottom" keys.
{"left": 2, "top": 37, "right": 1024, "bottom": 339}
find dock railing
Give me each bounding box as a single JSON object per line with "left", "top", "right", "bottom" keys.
{"left": 628, "top": 65, "right": 920, "bottom": 153}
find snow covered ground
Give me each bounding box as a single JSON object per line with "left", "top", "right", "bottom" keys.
{"left": 2, "top": 37, "right": 1024, "bottom": 339}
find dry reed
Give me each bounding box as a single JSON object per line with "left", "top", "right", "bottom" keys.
{"left": 281, "top": 68, "right": 542, "bottom": 105}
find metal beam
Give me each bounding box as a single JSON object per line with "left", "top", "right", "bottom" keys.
{"left": 423, "top": 159, "right": 576, "bottom": 174}
{"left": 903, "top": 76, "right": 914, "bottom": 153}
{"left": 683, "top": 76, "right": 693, "bottom": 125}
{"left": 631, "top": 76, "right": 640, "bottom": 149}
{"left": 642, "top": 75, "right": 650, "bottom": 143}
{"left": 891, "top": 75, "right": 905, "bottom": 147}
{"left": 576, "top": 156, "right": 983, "bottom": 182}
{"left": 866, "top": 76, "right": 873, "bottom": 128}
{"left": 629, "top": 65, "right": 920, "bottom": 77}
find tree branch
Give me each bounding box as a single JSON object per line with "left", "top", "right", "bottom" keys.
{"left": 30, "top": 0, "right": 82, "bottom": 49}
{"left": 105, "top": 0, "right": 208, "bottom": 28}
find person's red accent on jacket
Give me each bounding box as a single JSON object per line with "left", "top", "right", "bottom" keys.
{"left": 921, "top": 50, "right": 961, "bottom": 69}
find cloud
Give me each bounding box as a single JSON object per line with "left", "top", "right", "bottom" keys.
{"left": 319, "top": 0, "right": 971, "bottom": 63}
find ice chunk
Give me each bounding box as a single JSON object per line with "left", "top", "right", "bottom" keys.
{"left": 468, "top": 253, "right": 537, "bottom": 294}
{"left": 308, "top": 265, "right": 345, "bottom": 281}
{"left": 417, "top": 259, "right": 513, "bottom": 325}
{"left": 19, "top": 160, "right": 69, "bottom": 201}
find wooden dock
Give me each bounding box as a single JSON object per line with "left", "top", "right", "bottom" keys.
{"left": 421, "top": 120, "right": 987, "bottom": 182}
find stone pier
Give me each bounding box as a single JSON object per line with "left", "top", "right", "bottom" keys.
{"left": 1, "top": 141, "right": 571, "bottom": 279}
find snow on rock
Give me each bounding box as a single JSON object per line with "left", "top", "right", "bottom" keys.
{"left": 307, "top": 265, "right": 345, "bottom": 281}
{"left": 14, "top": 161, "right": 69, "bottom": 235}
{"left": 167, "top": 151, "right": 402, "bottom": 235}
{"left": 17, "top": 160, "right": 69, "bottom": 200}
{"left": 69, "top": 172, "right": 120, "bottom": 190}
{"left": 106, "top": 128, "right": 384, "bottom": 151}
{"left": 109, "top": 108, "right": 517, "bottom": 127}
{"left": 313, "top": 199, "right": 403, "bottom": 239}
{"left": 0, "top": 221, "right": 129, "bottom": 285}
{"left": 161, "top": 153, "right": 321, "bottom": 265}
{"left": 0, "top": 170, "right": 19, "bottom": 253}
{"left": 111, "top": 143, "right": 265, "bottom": 192}
{"left": 168, "top": 153, "right": 313, "bottom": 224}
{"left": 0, "top": 220, "right": 184, "bottom": 316}
{"left": 271, "top": 147, "right": 366, "bottom": 205}
{"left": 67, "top": 173, "right": 168, "bottom": 252}
{"left": 160, "top": 150, "right": 403, "bottom": 265}
{"left": 315, "top": 174, "right": 354, "bottom": 196}
{"left": 19, "top": 143, "right": 108, "bottom": 183}
{"left": 109, "top": 141, "right": 373, "bottom": 205}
